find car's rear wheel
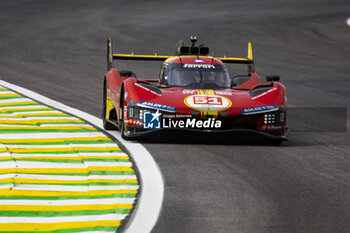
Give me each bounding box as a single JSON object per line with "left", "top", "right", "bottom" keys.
{"left": 102, "top": 80, "right": 117, "bottom": 130}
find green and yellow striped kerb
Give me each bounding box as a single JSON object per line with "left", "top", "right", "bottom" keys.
{"left": 0, "top": 86, "right": 139, "bottom": 233}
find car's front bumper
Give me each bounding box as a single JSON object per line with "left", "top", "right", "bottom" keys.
{"left": 123, "top": 126, "right": 287, "bottom": 142}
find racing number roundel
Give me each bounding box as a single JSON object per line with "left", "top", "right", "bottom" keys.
{"left": 184, "top": 94, "right": 232, "bottom": 111}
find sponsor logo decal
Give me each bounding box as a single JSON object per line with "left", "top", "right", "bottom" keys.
{"left": 183, "top": 64, "right": 215, "bottom": 69}
{"left": 242, "top": 104, "right": 276, "bottom": 114}
{"left": 163, "top": 118, "right": 221, "bottom": 129}
{"left": 139, "top": 100, "right": 176, "bottom": 112}
{"left": 184, "top": 94, "right": 232, "bottom": 111}
{"left": 193, "top": 59, "right": 205, "bottom": 63}
{"left": 251, "top": 87, "right": 277, "bottom": 100}
{"left": 129, "top": 119, "right": 143, "bottom": 126}
{"left": 215, "top": 90, "right": 232, "bottom": 96}
{"left": 142, "top": 111, "right": 222, "bottom": 129}
{"left": 182, "top": 90, "right": 197, "bottom": 94}
{"left": 162, "top": 113, "right": 192, "bottom": 118}
{"left": 124, "top": 92, "right": 128, "bottom": 100}
{"left": 143, "top": 110, "right": 161, "bottom": 129}
{"left": 266, "top": 125, "right": 283, "bottom": 130}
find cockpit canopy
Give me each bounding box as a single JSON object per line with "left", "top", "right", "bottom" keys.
{"left": 161, "top": 63, "right": 231, "bottom": 89}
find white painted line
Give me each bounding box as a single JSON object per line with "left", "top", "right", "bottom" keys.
{"left": 14, "top": 161, "right": 87, "bottom": 169}
{"left": 16, "top": 174, "right": 137, "bottom": 180}
{"left": 11, "top": 152, "right": 128, "bottom": 157}
{"left": 79, "top": 231, "right": 113, "bottom": 233}
{"left": 4, "top": 144, "right": 118, "bottom": 148}
{"left": 0, "top": 174, "right": 15, "bottom": 179}
{"left": 0, "top": 90, "right": 17, "bottom": 94}
{"left": 0, "top": 214, "right": 128, "bottom": 223}
{"left": 14, "top": 161, "right": 132, "bottom": 168}
{"left": 0, "top": 124, "right": 91, "bottom": 127}
{"left": 0, "top": 161, "right": 16, "bottom": 168}
{"left": 83, "top": 161, "right": 132, "bottom": 167}
{"left": 0, "top": 117, "right": 79, "bottom": 120}
{"left": 0, "top": 198, "right": 135, "bottom": 205}
{"left": 0, "top": 98, "right": 32, "bottom": 103}
{"left": 0, "top": 132, "right": 106, "bottom": 139}
{"left": 0, "top": 184, "right": 14, "bottom": 189}
{"left": 0, "top": 110, "right": 63, "bottom": 115}
{"left": 0, "top": 80, "right": 164, "bottom": 233}
{"left": 12, "top": 185, "right": 139, "bottom": 191}
{"left": 0, "top": 105, "right": 49, "bottom": 110}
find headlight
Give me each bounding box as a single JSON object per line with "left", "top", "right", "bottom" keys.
{"left": 264, "top": 113, "right": 276, "bottom": 124}
{"left": 127, "top": 106, "right": 144, "bottom": 120}
{"left": 264, "top": 111, "right": 285, "bottom": 125}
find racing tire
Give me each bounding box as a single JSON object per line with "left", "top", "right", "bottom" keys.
{"left": 102, "top": 80, "right": 117, "bottom": 130}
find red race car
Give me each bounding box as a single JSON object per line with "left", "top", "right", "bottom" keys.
{"left": 102, "top": 36, "right": 287, "bottom": 142}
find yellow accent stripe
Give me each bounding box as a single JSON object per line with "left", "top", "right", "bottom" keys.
{"left": 0, "top": 107, "right": 51, "bottom": 112}
{"left": 13, "top": 156, "right": 128, "bottom": 160}
{"left": 206, "top": 89, "right": 215, "bottom": 95}
{"left": 216, "top": 56, "right": 250, "bottom": 61}
{"left": 105, "top": 93, "right": 114, "bottom": 119}
{"left": 0, "top": 189, "right": 137, "bottom": 196}
{"left": 0, "top": 220, "right": 120, "bottom": 231}
{"left": 0, "top": 93, "right": 21, "bottom": 97}
{"left": 206, "top": 111, "right": 219, "bottom": 117}
{"left": 0, "top": 101, "right": 37, "bottom": 106}
{"left": 113, "top": 53, "right": 170, "bottom": 59}
{"left": 247, "top": 42, "right": 253, "bottom": 61}
{"left": 0, "top": 112, "right": 71, "bottom": 118}
{"left": 0, "top": 126, "right": 95, "bottom": 130}
{"left": 0, "top": 204, "right": 132, "bottom": 211}
{"left": 5, "top": 147, "right": 120, "bottom": 153}
{"left": 0, "top": 157, "right": 12, "bottom": 161}
{"left": 88, "top": 166, "right": 133, "bottom": 171}
{"left": 0, "top": 119, "right": 84, "bottom": 123}
{"left": 0, "top": 178, "right": 12, "bottom": 183}
{"left": 0, "top": 137, "right": 110, "bottom": 143}
{"left": 0, "top": 167, "right": 132, "bottom": 174}
{"left": 13, "top": 178, "right": 138, "bottom": 184}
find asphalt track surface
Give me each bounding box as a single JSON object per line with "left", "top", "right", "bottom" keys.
{"left": 1, "top": 1, "right": 350, "bottom": 232}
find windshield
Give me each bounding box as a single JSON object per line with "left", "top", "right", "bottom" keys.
{"left": 165, "top": 63, "right": 230, "bottom": 89}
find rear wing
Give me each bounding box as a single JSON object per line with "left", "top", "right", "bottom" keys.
{"left": 107, "top": 38, "right": 255, "bottom": 73}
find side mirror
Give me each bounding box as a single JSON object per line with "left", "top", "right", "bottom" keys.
{"left": 119, "top": 70, "right": 136, "bottom": 78}
{"left": 266, "top": 75, "right": 280, "bottom": 82}
{"left": 231, "top": 75, "right": 251, "bottom": 87}
{"left": 159, "top": 76, "right": 169, "bottom": 87}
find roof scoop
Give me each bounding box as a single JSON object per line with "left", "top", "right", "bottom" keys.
{"left": 176, "top": 36, "right": 209, "bottom": 56}
{"left": 190, "top": 35, "right": 197, "bottom": 47}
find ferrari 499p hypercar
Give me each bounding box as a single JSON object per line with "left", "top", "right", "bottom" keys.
{"left": 102, "top": 36, "right": 287, "bottom": 142}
